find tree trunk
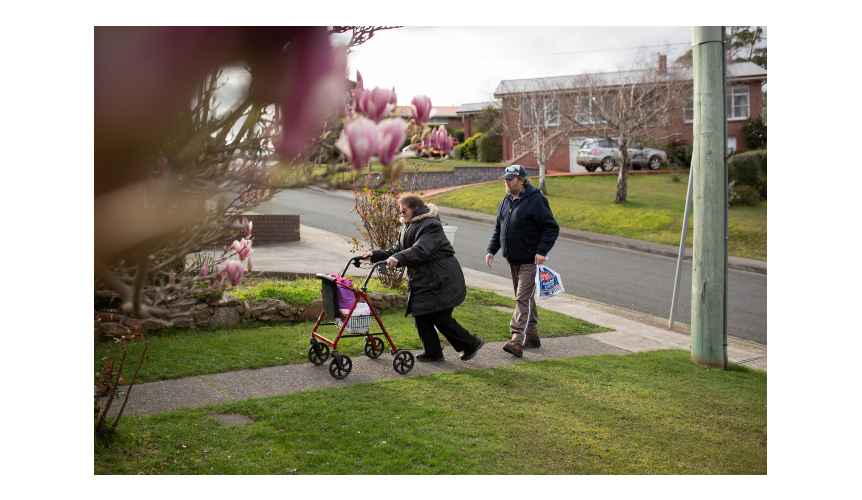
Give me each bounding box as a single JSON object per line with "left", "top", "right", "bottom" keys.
{"left": 615, "top": 145, "right": 629, "bottom": 204}
{"left": 537, "top": 131, "right": 547, "bottom": 195}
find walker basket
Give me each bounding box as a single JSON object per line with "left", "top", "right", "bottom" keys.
{"left": 336, "top": 314, "right": 372, "bottom": 334}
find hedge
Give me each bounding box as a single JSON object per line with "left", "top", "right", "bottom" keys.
{"left": 477, "top": 133, "right": 503, "bottom": 163}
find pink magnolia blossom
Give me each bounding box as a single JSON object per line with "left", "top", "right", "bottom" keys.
{"left": 209, "top": 265, "right": 221, "bottom": 287}
{"left": 225, "top": 260, "right": 244, "bottom": 286}
{"left": 242, "top": 216, "right": 253, "bottom": 236}
{"left": 275, "top": 27, "right": 348, "bottom": 158}
{"left": 232, "top": 238, "right": 254, "bottom": 261}
{"left": 377, "top": 118, "right": 407, "bottom": 166}
{"left": 200, "top": 266, "right": 209, "bottom": 278}
{"left": 335, "top": 117, "right": 379, "bottom": 169}
{"left": 357, "top": 87, "right": 397, "bottom": 122}
{"left": 410, "top": 95, "right": 434, "bottom": 125}
{"left": 433, "top": 126, "right": 452, "bottom": 155}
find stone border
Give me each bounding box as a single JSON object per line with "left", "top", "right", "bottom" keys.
{"left": 96, "top": 291, "right": 408, "bottom": 338}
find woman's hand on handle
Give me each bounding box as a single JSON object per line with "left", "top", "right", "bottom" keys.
{"left": 361, "top": 251, "right": 373, "bottom": 260}
{"left": 386, "top": 256, "right": 400, "bottom": 268}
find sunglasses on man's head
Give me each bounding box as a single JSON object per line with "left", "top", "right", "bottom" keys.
{"left": 505, "top": 166, "right": 520, "bottom": 173}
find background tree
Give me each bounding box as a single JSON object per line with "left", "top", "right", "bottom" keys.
{"left": 676, "top": 26, "right": 766, "bottom": 69}
{"left": 559, "top": 52, "right": 689, "bottom": 203}
{"left": 498, "top": 80, "right": 579, "bottom": 194}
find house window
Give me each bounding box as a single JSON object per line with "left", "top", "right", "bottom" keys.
{"left": 727, "top": 86, "right": 750, "bottom": 120}
{"left": 685, "top": 88, "right": 749, "bottom": 122}
{"left": 727, "top": 136, "right": 737, "bottom": 154}
{"left": 523, "top": 99, "right": 559, "bottom": 127}
{"left": 427, "top": 116, "right": 449, "bottom": 125}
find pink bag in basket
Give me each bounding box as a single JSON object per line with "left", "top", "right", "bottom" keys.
{"left": 330, "top": 275, "right": 356, "bottom": 307}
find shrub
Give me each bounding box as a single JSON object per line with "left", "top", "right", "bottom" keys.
{"left": 742, "top": 117, "right": 767, "bottom": 150}
{"left": 729, "top": 181, "right": 761, "bottom": 207}
{"left": 445, "top": 125, "right": 455, "bottom": 138}
{"left": 750, "top": 149, "right": 767, "bottom": 174}
{"left": 453, "top": 129, "right": 465, "bottom": 143}
{"left": 728, "top": 150, "right": 763, "bottom": 188}
{"left": 462, "top": 133, "right": 482, "bottom": 160}
{"left": 664, "top": 138, "right": 693, "bottom": 169}
{"left": 452, "top": 144, "right": 466, "bottom": 160}
{"left": 477, "top": 133, "right": 503, "bottom": 163}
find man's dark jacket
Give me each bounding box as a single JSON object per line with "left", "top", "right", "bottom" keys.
{"left": 487, "top": 184, "right": 560, "bottom": 264}
{"left": 370, "top": 204, "right": 467, "bottom": 317}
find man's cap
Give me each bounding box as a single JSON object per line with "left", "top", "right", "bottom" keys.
{"left": 500, "top": 165, "right": 527, "bottom": 179}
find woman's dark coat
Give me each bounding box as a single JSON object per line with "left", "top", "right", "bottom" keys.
{"left": 370, "top": 204, "right": 466, "bottom": 317}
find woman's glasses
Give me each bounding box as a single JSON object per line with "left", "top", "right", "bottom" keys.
{"left": 400, "top": 209, "right": 409, "bottom": 214}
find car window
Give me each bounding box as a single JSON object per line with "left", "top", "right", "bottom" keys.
{"left": 630, "top": 142, "right": 642, "bottom": 149}
{"left": 582, "top": 139, "right": 592, "bottom": 148}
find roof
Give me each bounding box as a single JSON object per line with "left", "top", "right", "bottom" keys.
{"left": 456, "top": 102, "right": 501, "bottom": 114}
{"left": 494, "top": 62, "right": 766, "bottom": 96}
{"left": 393, "top": 106, "right": 460, "bottom": 117}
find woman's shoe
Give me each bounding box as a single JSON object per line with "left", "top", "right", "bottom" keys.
{"left": 460, "top": 337, "right": 485, "bottom": 361}
{"left": 416, "top": 352, "right": 444, "bottom": 362}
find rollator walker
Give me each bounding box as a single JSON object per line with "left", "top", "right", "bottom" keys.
{"left": 308, "top": 256, "right": 415, "bottom": 380}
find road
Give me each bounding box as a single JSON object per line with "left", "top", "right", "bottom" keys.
{"left": 255, "top": 188, "right": 767, "bottom": 345}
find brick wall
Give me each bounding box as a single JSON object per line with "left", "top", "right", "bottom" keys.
{"left": 215, "top": 214, "right": 300, "bottom": 246}
{"left": 354, "top": 166, "right": 539, "bottom": 191}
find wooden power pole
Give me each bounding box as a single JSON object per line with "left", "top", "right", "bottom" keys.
{"left": 690, "top": 27, "right": 728, "bottom": 368}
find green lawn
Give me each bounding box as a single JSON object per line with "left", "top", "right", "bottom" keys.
{"left": 96, "top": 288, "right": 610, "bottom": 384}
{"left": 94, "top": 350, "right": 767, "bottom": 475}
{"left": 434, "top": 174, "right": 767, "bottom": 261}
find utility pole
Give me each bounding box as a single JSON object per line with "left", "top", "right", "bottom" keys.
{"left": 690, "top": 27, "right": 728, "bottom": 368}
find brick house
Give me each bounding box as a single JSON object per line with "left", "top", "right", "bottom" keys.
{"left": 394, "top": 106, "right": 464, "bottom": 131}
{"left": 494, "top": 59, "right": 767, "bottom": 172}
{"left": 456, "top": 101, "right": 501, "bottom": 138}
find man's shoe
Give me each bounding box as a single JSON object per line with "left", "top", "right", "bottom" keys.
{"left": 416, "top": 352, "right": 444, "bottom": 362}
{"left": 525, "top": 333, "right": 541, "bottom": 348}
{"left": 503, "top": 340, "right": 523, "bottom": 357}
{"left": 460, "top": 336, "right": 485, "bottom": 361}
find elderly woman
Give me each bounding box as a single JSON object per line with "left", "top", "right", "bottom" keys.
{"left": 362, "top": 194, "right": 484, "bottom": 362}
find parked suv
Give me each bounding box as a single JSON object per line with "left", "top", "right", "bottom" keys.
{"left": 577, "top": 138, "right": 667, "bottom": 172}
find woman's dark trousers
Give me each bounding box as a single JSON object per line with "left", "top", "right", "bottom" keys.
{"left": 414, "top": 307, "right": 474, "bottom": 355}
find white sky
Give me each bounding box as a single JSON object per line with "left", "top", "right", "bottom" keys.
{"left": 337, "top": 26, "right": 751, "bottom": 107}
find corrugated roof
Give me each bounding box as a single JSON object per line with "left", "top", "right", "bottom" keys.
{"left": 494, "top": 62, "right": 766, "bottom": 96}
{"left": 393, "top": 106, "right": 460, "bottom": 117}
{"left": 456, "top": 102, "right": 501, "bottom": 114}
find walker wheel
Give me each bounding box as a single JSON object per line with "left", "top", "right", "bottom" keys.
{"left": 307, "top": 341, "right": 330, "bottom": 365}
{"left": 329, "top": 354, "right": 352, "bottom": 380}
{"left": 364, "top": 337, "right": 385, "bottom": 359}
{"left": 392, "top": 350, "right": 415, "bottom": 375}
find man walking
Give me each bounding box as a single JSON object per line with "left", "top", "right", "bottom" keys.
{"left": 486, "top": 165, "right": 560, "bottom": 357}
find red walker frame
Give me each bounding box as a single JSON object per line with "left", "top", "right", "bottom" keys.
{"left": 308, "top": 257, "right": 415, "bottom": 379}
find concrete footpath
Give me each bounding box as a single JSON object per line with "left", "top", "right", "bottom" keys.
{"left": 110, "top": 223, "right": 766, "bottom": 418}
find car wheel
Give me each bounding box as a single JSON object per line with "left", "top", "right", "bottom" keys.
{"left": 648, "top": 156, "right": 662, "bottom": 170}
{"left": 601, "top": 158, "right": 615, "bottom": 172}
{"left": 585, "top": 165, "right": 596, "bottom": 172}
{"left": 632, "top": 164, "right": 642, "bottom": 171}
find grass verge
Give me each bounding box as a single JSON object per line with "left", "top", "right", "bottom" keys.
{"left": 96, "top": 288, "right": 610, "bottom": 384}
{"left": 94, "top": 350, "right": 766, "bottom": 474}
{"left": 434, "top": 174, "right": 767, "bottom": 261}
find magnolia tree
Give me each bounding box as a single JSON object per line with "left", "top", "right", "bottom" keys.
{"left": 94, "top": 27, "right": 412, "bottom": 322}
{"left": 336, "top": 73, "right": 451, "bottom": 287}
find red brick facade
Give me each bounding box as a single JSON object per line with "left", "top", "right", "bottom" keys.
{"left": 215, "top": 214, "right": 300, "bottom": 246}
{"left": 500, "top": 79, "right": 765, "bottom": 171}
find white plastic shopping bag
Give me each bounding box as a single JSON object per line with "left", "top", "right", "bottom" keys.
{"left": 339, "top": 302, "right": 372, "bottom": 333}
{"left": 535, "top": 264, "right": 564, "bottom": 300}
